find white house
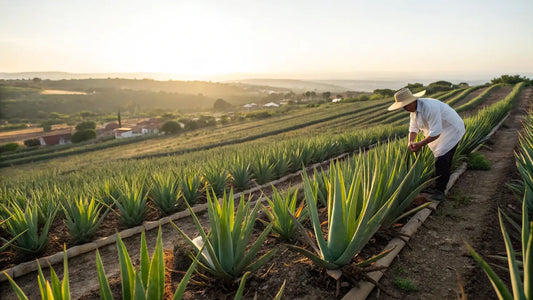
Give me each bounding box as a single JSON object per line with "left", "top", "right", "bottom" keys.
{"left": 243, "top": 103, "right": 257, "bottom": 109}
{"left": 114, "top": 127, "right": 142, "bottom": 139}
{"left": 263, "top": 102, "right": 280, "bottom": 108}
{"left": 331, "top": 98, "right": 342, "bottom": 103}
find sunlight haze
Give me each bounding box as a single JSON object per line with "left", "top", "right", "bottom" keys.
{"left": 1, "top": 0, "right": 532, "bottom": 80}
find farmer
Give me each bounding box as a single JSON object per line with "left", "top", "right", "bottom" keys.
{"left": 388, "top": 87, "right": 465, "bottom": 201}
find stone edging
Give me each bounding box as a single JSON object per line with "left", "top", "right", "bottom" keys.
{"left": 342, "top": 111, "right": 511, "bottom": 299}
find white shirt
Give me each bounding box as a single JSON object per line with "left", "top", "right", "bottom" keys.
{"left": 409, "top": 98, "right": 465, "bottom": 157}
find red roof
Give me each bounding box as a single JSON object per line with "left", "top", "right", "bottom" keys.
{"left": 104, "top": 122, "right": 120, "bottom": 130}
{"left": 41, "top": 133, "right": 72, "bottom": 145}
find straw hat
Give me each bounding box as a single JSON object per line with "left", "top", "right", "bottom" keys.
{"left": 387, "top": 88, "right": 426, "bottom": 111}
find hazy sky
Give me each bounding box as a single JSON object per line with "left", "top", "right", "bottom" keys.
{"left": 1, "top": 0, "right": 532, "bottom": 79}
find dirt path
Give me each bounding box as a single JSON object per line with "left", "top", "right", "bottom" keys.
{"left": 368, "top": 86, "right": 533, "bottom": 300}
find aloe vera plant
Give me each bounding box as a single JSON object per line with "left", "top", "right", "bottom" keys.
{"left": 229, "top": 158, "right": 252, "bottom": 191}
{"left": 62, "top": 196, "right": 109, "bottom": 244}
{"left": 4, "top": 248, "right": 71, "bottom": 300}
{"left": 288, "top": 161, "right": 399, "bottom": 269}
{"left": 180, "top": 173, "right": 203, "bottom": 205}
{"left": 150, "top": 172, "right": 182, "bottom": 215}
{"left": 252, "top": 153, "right": 275, "bottom": 185}
{"left": 263, "top": 186, "right": 308, "bottom": 241}
{"left": 467, "top": 199, "right": 532, "bottom": 300}
{"left": 203, "top": 166, "right": 228, "bottom": 197}
{"left": 516, "top": 109, "right": 533, "bottom": 217}
{"left": 111, "top": 179, "right": 149, "bottom": 226}
{"left": 96, "top": 227, "right": 202, "bottom": 300}
{"left": 172, "top": 189, "right": 277, "bottom": 279}
{"left": 1, "top": 200, "right": 57, "bottom": 255}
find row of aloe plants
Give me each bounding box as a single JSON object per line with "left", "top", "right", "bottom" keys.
{"left": 467, "top": 100, "right": 532, "bottom": 299}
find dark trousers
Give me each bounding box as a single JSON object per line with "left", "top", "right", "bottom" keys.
{"left": 435, "top": 144, "right": 458, "bottom": 193}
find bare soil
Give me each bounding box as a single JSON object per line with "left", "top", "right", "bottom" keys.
{"left": 367, "top": 86, "right": 532, "bottom": 300}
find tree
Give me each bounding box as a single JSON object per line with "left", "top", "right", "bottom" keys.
{"left": 71, "top": 129, "right": 97, "bottom": 143}
{"left": 491, "top": 75, "right": 531, "bottom": 85}
{"left": 213, "top": 98, "right": 232, "bottom": 111}
{"left": 24, "top": 139, "right": 41, "bottom": 147}
{"left": 321, "top": 92, "right": 331, "bottom": 100}
{"left": 41, "top": 122, "right": 52, "bottom": 132}
{"left": 372, "top": 89, "right": 395, "bottom": 98}
{"left": 427, "top": 81, "right": 453, "bottom": 93}
{"left": 160, "top": 121, "right": 181, "bottom": 134}
{"left": 79, "top": 111, "right": 94, "bottom": 118}
{"left": 118, "top": 110, "right": 122, "bottom": 127}
{"left": 0, "top": 142, "right": 19, "bottom": 153}
{"left": 404, "top": 83, "right": 424, "bottom": 93}
{"left": 75, "top": 121, "right": 96, "bottom": 131}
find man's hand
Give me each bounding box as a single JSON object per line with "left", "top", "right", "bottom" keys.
{"left": 409, "top": 142, "right": 422, "bottom": 153}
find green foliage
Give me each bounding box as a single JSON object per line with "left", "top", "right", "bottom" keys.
{"left": 356, "top": 94, "right": 370, "bottom": 101}
{"left": 71, "top": 129, "right": 97, "bottom": 143}
{"left": 4, "top": 248, "right": 71, "bottom": 300}
{"left": 372, "top": 89, "right": 395, "bottom": 98}
{"left": 41, "top": 122, "right": 52, "bottom": 132}
{"left": 180, "top": 174, "right": 202, "bottom": 205}
{"left": 1, "top": 200, "right": 58, "bottom": 255}
{"left": 150, "top": 172, "right": 182, "bottom": 215}
{"left": 75, "top": 120, "right": 96, "bottom": 131}
{"left": 229, "top": 158, "right": 252, "bottom": 191}
{"left": 96, "top": 227, "right": 201, "bottom": 300}
{"left": 79, "top": 110, "right": 95, "bottom": 118}
{"left": 263, "top": 186, "right": 307, "bottom": 241}
{"left": 468, "top": 152, "right": 491, "bottom": 170}
{"left": 111, "top": 179, "right": 149, "bottom": 226}
{"left": 394, "top": 277, "right": 418, "bottom": 291}
{"left": 246, "top": 110, "right": 272, "bottom": 120}
{"left": 0, "top": 142, "right": 20, "bottom": 153}
{"left": 427, "top": 80, "right": 453, "bottom": 94}
{"left": 404, "top": 83, "right": 424, "bottom": 93}
{"left": 288, "top": 161, "right": 398, "bottom": 269}
{"left": 491, "top": 74, "right": 532, "bottom": 85}
{"left": 252, "top": 154, "right": 275, "bottom": 184}
{"left": 1, "top": 123, "right": 28, "bottom": 131}
{"left": 213, "top": 98, "right": 232, "bottom": 111}
{"left": 24, "top": 138, "right": 41, "bottom": 147}
{"left": 172, "top": 189, "right": 277, "bottom": 279}
{"left": 62, "top": 196, "right": 108, "bottom": 244}
{"left": 160, "top": 121, "right": 181, "bottom": 134}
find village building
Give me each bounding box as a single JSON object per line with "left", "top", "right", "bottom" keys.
{"left": 114, "top": 127, "right": 142, "bottom": 139}
{"left": 39, "top": 133, "right": 72, "bottom": 146}
{"left": 263, "top": 102, "right": 280, "bottom": 108}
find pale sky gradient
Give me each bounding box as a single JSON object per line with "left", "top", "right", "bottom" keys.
{"left": 1, "top": 0, "right": 532, "bottom": 79}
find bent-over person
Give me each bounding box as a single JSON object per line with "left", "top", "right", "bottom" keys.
{"left": 388, "top": 88, "right": 465, "bottom": 201}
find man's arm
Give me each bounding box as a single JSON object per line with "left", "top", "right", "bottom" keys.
{"left": 409, "top": 134, "right": 440, "bottom": 152}
{"left": 408, "top": 132, "right": 418, "bottom": 146}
